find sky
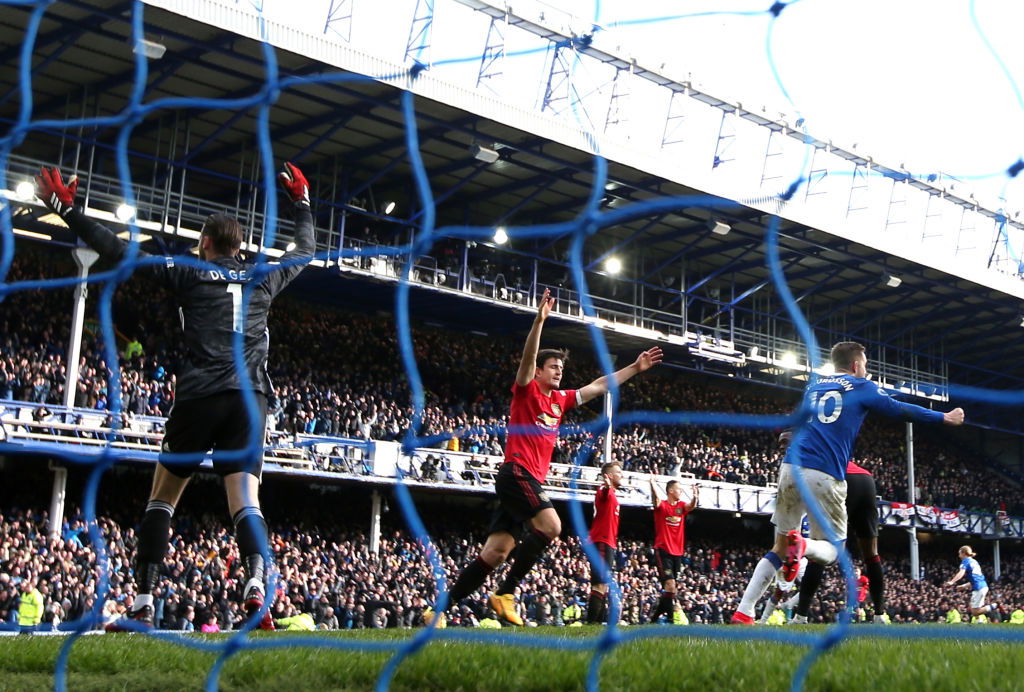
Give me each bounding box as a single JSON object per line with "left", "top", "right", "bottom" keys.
{"left": 242, "top": 0, "right": 1024, "bottom": 212}
{"left": 595, "top": 0, "right": 1024, "bottom": 199}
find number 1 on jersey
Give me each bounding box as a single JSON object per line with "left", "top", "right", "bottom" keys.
{"left": 226, "top": 283, "right": 243, "bottom": 333}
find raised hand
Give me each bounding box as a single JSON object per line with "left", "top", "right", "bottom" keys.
{"left": 634, "top": 347, "right": 663, "bottom": 373}
{"left": 35, "top": 167, "right": 79, "bottom": 217}
{"left": 278, "top": 162, "right": 310, "bottom": 207}
{"left": 536, "top": 288, "right": 555, "bottom": 322}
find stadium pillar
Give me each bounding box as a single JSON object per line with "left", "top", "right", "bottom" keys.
{"left": 461, "top": 242, "right": 469, "bottom": 291}
{"left": 48, "top": 464, "right": 67, "bottom": 542}
{"left": 370, "top": 490, "right": 382, "bottom": 554}
{"left": 49, "top": 246, "right": 99, "bottom": 540}
{"left": 603, "top": 393, "right": 613, "bottom": 462}
{"left": 906, "top": 422, "right": 920, "bottom": 580}
{"left": 993, "top": 539, "right": 1001, "bottom": 580}
{"left": 64, "top": 246, "right": 99, "bottom": 413}
{"left": 680, "top": 264, "right": 687, "bottom": 330}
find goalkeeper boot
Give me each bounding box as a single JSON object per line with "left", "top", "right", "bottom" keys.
{"left": 243, "top": 579, "right": 275, "bottom": 631}
{"left": 105, "top": 604, "right": 154, "bottom": 633}
{"left": 489, "top": 592, "right": 524, "bottom": 626}
{"left": 782, "top": 530, "right": 806, "bottom": 582}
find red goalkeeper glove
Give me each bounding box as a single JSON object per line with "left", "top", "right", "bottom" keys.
{"left": 35, "top": 167, "right": 79, "bottom": 218}
{"left": 278, "top": 162, "right": 310, "bottom": 207}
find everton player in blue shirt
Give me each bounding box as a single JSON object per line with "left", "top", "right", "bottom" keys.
{"left": 946, "top": 545, "right": 999, "bottom": 621}
{"left": 731, "top": 341, "right": 964, "bottom": 624}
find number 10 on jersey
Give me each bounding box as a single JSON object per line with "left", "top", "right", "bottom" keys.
{"left": 810, "top": 390, "right": 842, "bottom": 424}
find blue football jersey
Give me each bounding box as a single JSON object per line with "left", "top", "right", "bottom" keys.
{"left": 784, "top": 374, "right": 944, "bottom": 480}
{"left": 961, "top": 557, "right": 988, "bottom": 590}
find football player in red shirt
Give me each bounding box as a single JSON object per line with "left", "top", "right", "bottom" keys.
{"left": 854, "top": 566, "right": 870, "bottom": 620}
{"left": 586, "top": 461, "right": 623, "bottom": 624}
{"left": 649, "top": 477, "right": 699, "bottom": 622}
{"left": 444, "top": 289, "right": 662, "bottom": 626}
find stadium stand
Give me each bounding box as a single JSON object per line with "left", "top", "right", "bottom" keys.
{"left": 2, "top": 246, "right": 1021, "bottom": 515}
{"left": 1, "top": 477, "right": 1020, "bottom": 631}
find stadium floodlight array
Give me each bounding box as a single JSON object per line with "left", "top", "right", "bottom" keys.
{"left": 2, "top": 2, "right": 1024, "bottom": 692}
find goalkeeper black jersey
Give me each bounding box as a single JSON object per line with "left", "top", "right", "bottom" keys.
{"left": 64, "top": 204, "right": 314, "bottom": 402}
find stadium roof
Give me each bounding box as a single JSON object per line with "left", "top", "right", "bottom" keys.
{"left": 2, "top": 1, "right": 1023, "bottom": 427}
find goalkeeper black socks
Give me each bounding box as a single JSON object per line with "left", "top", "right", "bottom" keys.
{"left": 496, "top": 529, "right": 553, "bottom": 596}
{"left": 449, "top": 556, "right": 495, "bottom": 604}
{"left": 133, "top": 564, "right": 161, "bottom": 604}
{"left": 136, "top": 500, "right": 174, "bottom": 595}
{"left": 233, "top": 506, "right": 269, "bottom": 587}
{"left": 795, "top": 560, "right": 825, "bottom": 617}
{"left": 865, "top": 554, "right": 885, "bottom": 615}
{"left": 587, "top": 590, "right": 607, "bottom": 623}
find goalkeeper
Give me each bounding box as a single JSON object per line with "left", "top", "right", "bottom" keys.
{"left": 35, "top": 162, "right": 314, "bottom": 631}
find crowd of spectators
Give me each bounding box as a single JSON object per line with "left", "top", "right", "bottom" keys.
{"left": 2, "top": 496, "right": 1021, "bottom": 631}
{"left": 1, "top": 245, "right": 1021, "bottom": 515}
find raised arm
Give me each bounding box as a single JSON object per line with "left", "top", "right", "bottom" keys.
{"left": 685, "top": 484, "right": 699, "bottom": 513}
{"left": 35, "top": 167, "right": 141, "bottom": 263}
{"left": 516, "top": 289, "right": 554, "bottom": 387}
{"left": 265, "top": 162, "right": 315, "bottom": 297}
{"left": 649, "top": 474, "right": 661, "bottom": 509}
{"left": 861, "top": 382, "right": 964, "bottom": 427}
{"left": 577, "top": 347, "right": 663, "bottom": 406}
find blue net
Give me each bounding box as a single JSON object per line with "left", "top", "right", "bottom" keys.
{"left": 2, "top": 1, "right": 1024, "bottom": 691}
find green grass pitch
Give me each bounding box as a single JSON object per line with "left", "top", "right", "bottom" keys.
{"left": 0, "top": 626, "right": 1021, "bottom": 691}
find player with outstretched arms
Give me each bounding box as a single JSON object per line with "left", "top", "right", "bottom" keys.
{"left": 945, "top": 545, "right": 1000, "bottom": 622}
{"left": 648, "top": 477, "right": 698, "bottom": 622}
{"left": 443, "top": 289, "right": 662, "bottom": 626}
{"left": 585, "top": 461, "right": 623, "bottom": 624}
{"left": 35, "top": 163, "right": 315, "bottom": 631}
{"left": 730, "top": 341, "right": 964, "bottom": 625}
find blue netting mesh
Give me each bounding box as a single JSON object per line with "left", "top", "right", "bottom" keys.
{"left": 2, "top": 1, "right": 1024, "bottom": 691}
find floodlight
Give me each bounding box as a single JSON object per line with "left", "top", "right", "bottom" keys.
{"left": 470, "top": 144, "right": 500, "bottom": 164}
{"left": 115, "top": 204, "right": 136, "bottom": 222}
{"left": 15, "top": 181, "right": 34, "bottom": 201}
{"left": 134, "top": 38, "right": 166, "bottom": 60}
{"left": 709, "top": 220, "right": 731, "bottom": 236}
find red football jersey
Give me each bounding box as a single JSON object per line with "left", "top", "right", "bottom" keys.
{"left": 653, "top": 499, "right": 690, "bottom": 556}
{"left": 846, "top": 460, "right": 871, "bottom": 476}
{"left": 504, "top": 379, "right": 579, "bottom": 482}
{"left": 589, "top": 485, "right": 620, "bottom": 548}
{"left": 856, "top": 574, "right": 869, "bottom": 603}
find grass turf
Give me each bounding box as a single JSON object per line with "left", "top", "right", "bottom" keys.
{"left": 0, "top": 626, "right": 1021, "bottom": 691}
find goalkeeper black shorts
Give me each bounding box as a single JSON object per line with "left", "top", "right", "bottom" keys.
{"left": 160, "top": 391, "right": 267, "bottom": 479}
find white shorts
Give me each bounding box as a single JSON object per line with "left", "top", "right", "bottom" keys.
{"left": 970, "top": 587, "right": 989, "bottom": 609}
{"left": 772, "top": 464, "right": 848, "bottom": 542}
